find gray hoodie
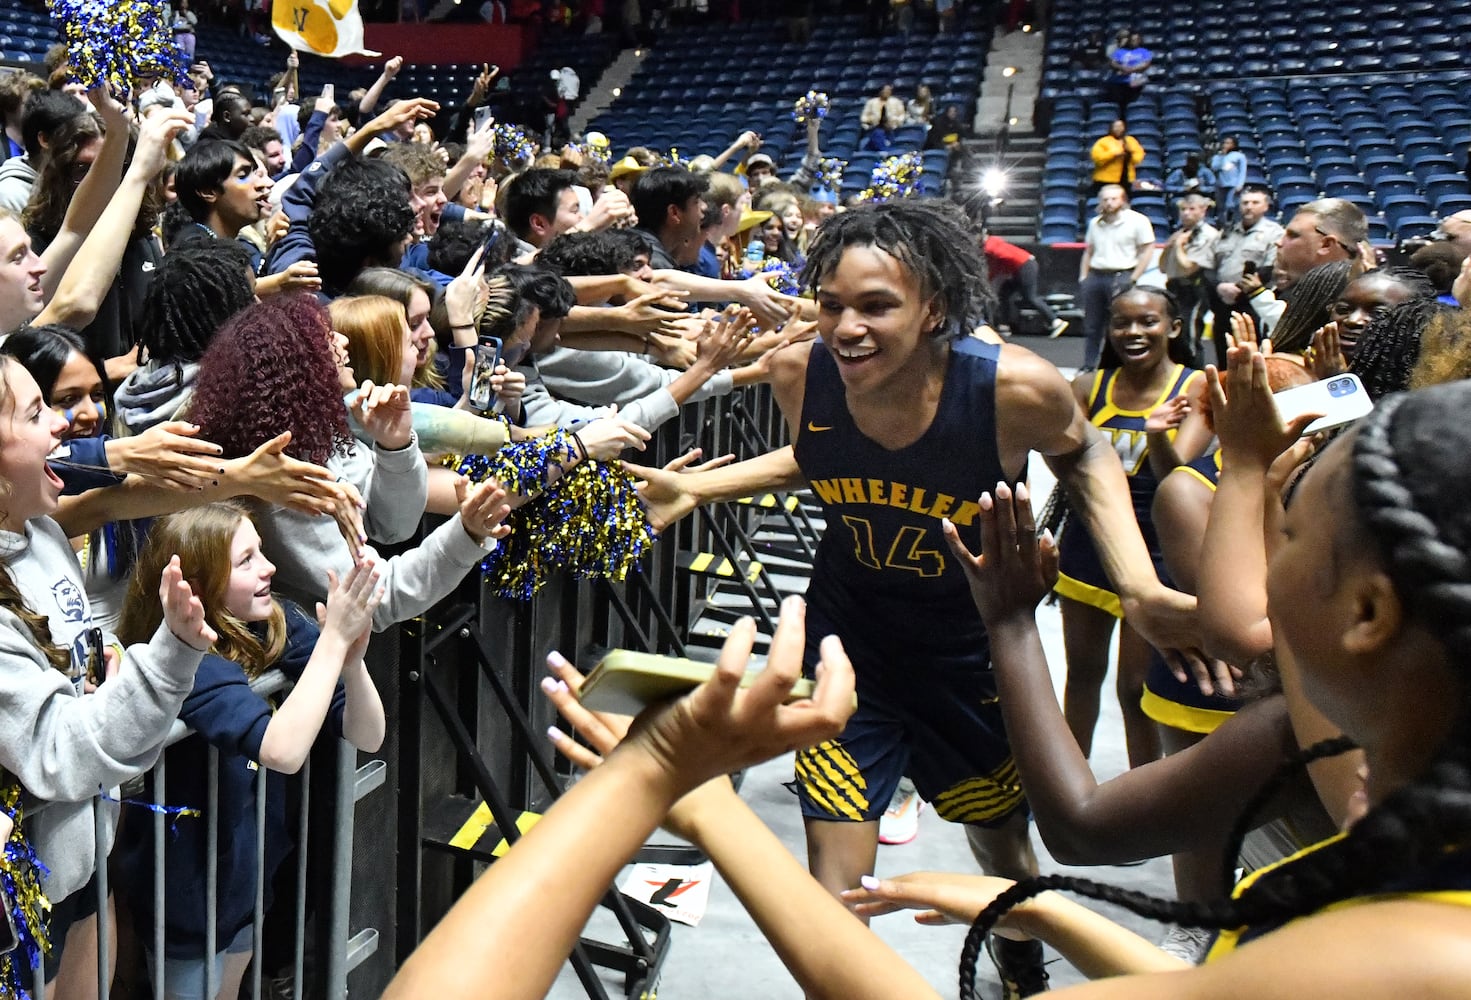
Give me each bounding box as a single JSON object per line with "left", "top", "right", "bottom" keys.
{"left": 0, "top": 518, "right": 203, "bottom": 900}
{"left": 0, "top": 156, "right": 37, "bottom": 217}
{"left": 115, "top": 361, "right": 197, "bottom": 436}
{"left": 250, "top": 434, "right": 493, "bottom": 631}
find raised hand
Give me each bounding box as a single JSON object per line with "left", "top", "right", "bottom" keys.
{"left": 350, "top": 381, "right": 414, "bottom": 451}
{"left": 1144, "top": 394, "right": 1191, "bottom": 434}
{"left": 160, "top": 555, "right": 218, "bottom": 651}
{"left": 444, "top": 243, "right": 488, "bottom": 329}
{"left": 366, "top": 98, "right": 440, "bottom": 139}
{"left": 1206, "top": 345, "right": 1318, "bottom": 474}
{"left": 1304, "top": 321, "right": 1347, "bottom": 379}
{"left": 454, "top": 476, "right": 512, "bottom": 544}
{"left": 694, "top": 305, "right": 756, "bottom": 371}
{"left": 941, "top": 482, "right": 1057, "bottom": 630}
{"left": 317, "top": 559, "right": 384, "bottom": 657}
{"left": 628, "top": 596, "right": 855, "bottom": 794}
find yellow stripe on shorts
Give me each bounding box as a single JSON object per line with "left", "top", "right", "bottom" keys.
{"left": 932, "top": 758, "right": 1026, "bottom": 824}
{"left": 794, "top": 740, "right": 869, "bottom": 820}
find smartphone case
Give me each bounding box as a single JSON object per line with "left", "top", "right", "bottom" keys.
{"left": 577, "top": 650, "right": 816, "bottom": 715}
{"left": 1273, "top": 373, "right": 1373, "bottom": 435}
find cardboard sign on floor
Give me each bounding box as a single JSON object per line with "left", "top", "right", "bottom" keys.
{"left": 618, "top": 862, "right": 716, "bottom": 927}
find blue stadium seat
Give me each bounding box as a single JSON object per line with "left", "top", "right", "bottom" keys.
{"left": 1394, "top": 215, "right": 1440, "bottom": 239}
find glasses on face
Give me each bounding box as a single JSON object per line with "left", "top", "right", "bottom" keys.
{"left": 1315, "top": 225, "right": 1356, "bottom": 257}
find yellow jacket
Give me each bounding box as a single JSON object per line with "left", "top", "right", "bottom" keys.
{"left": 1091, "top": 134, "right": 1145, "bottom": 184}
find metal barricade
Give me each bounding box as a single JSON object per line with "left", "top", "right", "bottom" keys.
{"left": 24, "top": 384, "right": 793, "bottom": 1000}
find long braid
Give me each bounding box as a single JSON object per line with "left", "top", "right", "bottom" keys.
{"left": 961, "top": 385, "right": 1471, "bottom": 996}
{"left": 0, "top": 563, "right": 68, "bottom": 672}
{"left": 1218, "top": 735, "right": 1358, "bottom": 892}
{"left": 1266, "top": 260, "right": 1351, "bottom": 354}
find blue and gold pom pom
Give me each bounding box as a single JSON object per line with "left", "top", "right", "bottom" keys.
{"left": 759, "top": 257, "right": 800, "bottom": 296}
{"left": 791, "top": 90, "right": 830, "bottom": 125}
{"left": 446, "top": 429, "right": 654, "bottom": 600}
{"left": 46, "top": 0, "right": 189, "bottom": 94}
{"left": 1, "top": 783, "right": 50, "bottom": 1000}
{"left": 493, "top": 124, "right": 535, "bottom": 168}
{"left": 858, "top": 151, "right": 924, "bottom": 204}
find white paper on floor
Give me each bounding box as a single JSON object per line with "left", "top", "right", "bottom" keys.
{"left": 618, "top": 862, "right": 716, "bottom": 926}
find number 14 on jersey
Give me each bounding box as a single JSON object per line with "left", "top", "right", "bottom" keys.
{"left": 840, "top": 515, "right": 946, "bottom": 577}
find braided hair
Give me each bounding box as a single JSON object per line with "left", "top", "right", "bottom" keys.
{"left": 959, "top": 383, "right": 1471, "bottom": 998}
{"left": 136, "top": 239, "right": 256, "bottom": 376}
{"left": 1348, "top": 296, "right": 1442, "bottom": 401}
{"left": 1265, "top": 260, "right": 1351, "bottom": 355}
{"left": 799, "top": 200, "right": 995, "bottom": 340}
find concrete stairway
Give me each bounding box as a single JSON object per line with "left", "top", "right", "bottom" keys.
{"left": 972, "top": 129, "right": 1046, "bottom": 245}
{"left": 569, "top": 45, "right": 644, "bottom": 136}
{"left": 975, "top": 26, "right": 1044, "bottom": 132}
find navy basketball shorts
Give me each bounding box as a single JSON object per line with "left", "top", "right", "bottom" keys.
{"left": 1140, "top": 651, "right": 1242, "bottom": 734}
{"left": 793, "top": 604, "right": 1026, "bottom": 827}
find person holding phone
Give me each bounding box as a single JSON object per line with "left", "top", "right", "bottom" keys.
{"left": 1208, "top": 183, "right": 1283, "bottom": 365}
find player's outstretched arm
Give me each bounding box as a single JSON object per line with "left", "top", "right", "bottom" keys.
{"left": 994, "top": 345, "right": 1209, "bottom": 680}
{"left": 625, "top": 446, "right": 805, "bottom": 532}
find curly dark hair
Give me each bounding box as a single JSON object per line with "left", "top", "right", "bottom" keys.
{"left": 958, "top": 378, "right": 1471, "bottom": 998}
{"left": 307, "top": 156, "right": 415, "bottom": 296}
{"left": 188, "top": 294, "right": 352, "bottom": 466}
{"left": 799, "top": 199, "right": 995, "bottom": 340}
{"left": 137, "top": 238, "right": 257, "bottom": 374}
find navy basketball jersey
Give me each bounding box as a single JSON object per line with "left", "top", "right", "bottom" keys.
{"left": 794, "top": 337, "right": 1015, "bottom": 671}
{"left": 1207, "top": 833, "right": 1471, "bottom": 961}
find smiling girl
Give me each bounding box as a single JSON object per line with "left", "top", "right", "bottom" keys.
{"left": 1053, "top": 285, "right": 1207, "bottom": 770}
{"left": 115, "top": 502, "right": 385, "bottom": 1000}
{"left": 0, "top": 355, "right": 215, "bottom": 994}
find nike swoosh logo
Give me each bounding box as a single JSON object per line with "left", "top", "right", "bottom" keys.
{"left": 806, "top": 422, "right": 832, "bottom": 432}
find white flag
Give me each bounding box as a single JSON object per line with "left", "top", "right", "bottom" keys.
{"left": 272, "top": 0, "right": 381, "bottom": 58}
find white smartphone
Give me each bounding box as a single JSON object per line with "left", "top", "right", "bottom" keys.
{"left": 1273, "top": 372, "right": 1373, "bottom": 435}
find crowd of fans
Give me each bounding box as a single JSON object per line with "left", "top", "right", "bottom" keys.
{"left": 2, "top": 6, "right": 1471, "bottom": 1000}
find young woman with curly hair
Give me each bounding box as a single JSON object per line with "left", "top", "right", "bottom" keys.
{"left": 188, "top": 293, "right": 513, "bottom": 631}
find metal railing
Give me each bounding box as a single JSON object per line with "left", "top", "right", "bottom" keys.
{"left": 19, "top": 384, "right": 789, "bottom": 1000}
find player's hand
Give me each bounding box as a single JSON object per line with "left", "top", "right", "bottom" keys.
{"left": 662, "top": 447, "right": 735, "bottom": 474}
{"left": 622, "top": 460, "right": 699, "bottom": 532}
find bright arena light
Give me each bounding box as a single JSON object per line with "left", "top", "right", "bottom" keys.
{"left": 980, "top": 167, "right": 1008, "bottom": 198}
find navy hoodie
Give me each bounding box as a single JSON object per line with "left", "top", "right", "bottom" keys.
{"left": 115, "top": 602, "right": 346, "bottom": 958}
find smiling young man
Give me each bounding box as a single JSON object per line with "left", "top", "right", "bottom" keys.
{"left": 631, "top": 201, "right": 1201, "bottom": 996}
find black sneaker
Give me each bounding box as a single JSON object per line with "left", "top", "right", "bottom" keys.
{"left": 987, "top": 936, "right": 1050, "bottom": 998}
